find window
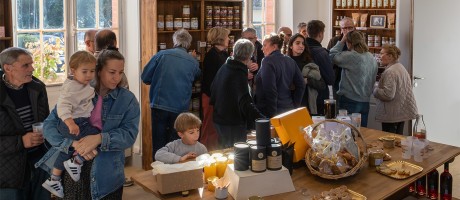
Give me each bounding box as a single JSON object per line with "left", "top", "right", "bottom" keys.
{"left": 13, "top": 0, "right": 120, "bottom": 85}
{"left": 242, "top": 0, "right": 275, "bottom": 39}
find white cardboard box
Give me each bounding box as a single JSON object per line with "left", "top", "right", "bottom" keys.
{"left": 225, "top": 165, "right": 295, "bottom": 200}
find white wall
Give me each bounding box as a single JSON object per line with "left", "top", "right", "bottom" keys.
{"left": 412, "top": 0, "right": 460, "bottom": 147}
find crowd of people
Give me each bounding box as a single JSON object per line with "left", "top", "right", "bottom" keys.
{"left": 0, "top": 17, "right": 418, "bottom": 199}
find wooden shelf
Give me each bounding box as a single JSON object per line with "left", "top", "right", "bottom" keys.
{"left": 0, "top": 37, "right": 13, "bottom": 41}
{"left": 333, "top": 26, "right": 395, "bottom": 31}
{"left": 158, "top": 29, "right": 202, "bottom": 33}
{"left": 334, "top": 8, "right": 396, "bottom": 11}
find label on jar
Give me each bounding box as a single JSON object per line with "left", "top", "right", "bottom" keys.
{"left": 336, "top": 0, "right": 341, "bottom": 8}
{"left": 371, "top": 0, "right": 377, "bottom": 8}
{"left": 342, "top": 0, "right": 347, "bottom": 8}
{"left": 353, "top": 0, "right": 359, "bottom": 7}
{"left": 377, "top": 0, "right": 382, "bottom": 8}
{"left": 183, "top": 21, "right": 190, "bottom": 29}
{"left": 206, "top": 6, "right": 213, "bottom": 18}
{"left": 267, "top": 155, "right": 282, "bottom": 170}
{"left": 390, "top": 0, "right": 395, "bottom": 8}
{"left": 383, "top": 0, "right": 389, "bottom": 8}
{"left": 374, "top": 158, "right": 383, "bottom": 166}
{"left": 174, "top": 18, "right": 183, "bottom": 30}
{"left": 365, "top": 0, "right": 371, "bottom": 8}
{"left": 347, "top": 0, "right": 353, "bottom": 8}
{"left": 157, "top": 21, "right": 164, "bottom": 30}
{"left": 206, "top": 18, "right": 213, "bottom": 29}
{"left": 191, "top": 18, "right": 199, "bottom": 29}
{"left": 359, "top": 0, "right": 365, "bottom": 7}
{"left": 183, "top": 5, "right": 190, "bottom": 17}
{"left": 251, "top": 159, "right": 266, "bottom": 172}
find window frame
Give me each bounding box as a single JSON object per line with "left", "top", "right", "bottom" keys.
{"left": 242, "top": 0, "right": 276, "bottom": 39}
{"left": 12, "top": 0, "right": 122, "bottom": 85}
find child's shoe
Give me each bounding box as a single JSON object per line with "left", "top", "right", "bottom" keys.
{"left": 42, "top": 178, "right": 64, "bottom": 198}
{"left": 64, "top": 158, "right": 82, "bottom": 181}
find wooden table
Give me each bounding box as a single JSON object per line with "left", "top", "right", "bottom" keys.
{"left": 131, "top": 128, "right": 460, "bottom": 200}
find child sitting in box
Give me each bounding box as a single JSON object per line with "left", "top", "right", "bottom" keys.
{"left": 155, "top": 112, "right": 208, "bottom": 164}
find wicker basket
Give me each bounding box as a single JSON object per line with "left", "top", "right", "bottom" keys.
{"left": 305, "top": 119, "right": 368, "bottom": 180}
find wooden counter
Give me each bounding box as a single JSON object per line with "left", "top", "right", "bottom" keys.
{"left": 131, "top": 128, "right": 460, "bottom": 200}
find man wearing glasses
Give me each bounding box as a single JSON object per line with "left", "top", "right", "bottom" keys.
{"left": 241, "top": 28, "right": 264, "bottom": 81}
{"left": 327, "top": 17, "right": 355, "bottom": 99}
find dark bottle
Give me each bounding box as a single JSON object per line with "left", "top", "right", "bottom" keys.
{"left": 440, "top": 163, "right": 453, "bottom": 200}
{"left": 415, "top": 176, "right": 426, "bottom": 196}
{"left": 427, "top": 169, "right": 439, "bottom": 199}
{"left": 409, "top": 181, "right": 415, "bottom": 193}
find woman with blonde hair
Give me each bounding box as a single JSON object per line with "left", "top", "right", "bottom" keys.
{"left": 329, "top": 30, "right": 378, "bottom": 127}
{"left": 374, "top": 45, "right": 417, "bottom": 134}
{"left": 255, "top": 32, "right": 305, "bottom": 117}
{"left": 201, "top": 27, "right": 230, "bottom": 150}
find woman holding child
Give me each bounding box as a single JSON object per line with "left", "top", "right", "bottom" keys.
{"left": 40, "top": 49, "right": 140, "bottom": 199}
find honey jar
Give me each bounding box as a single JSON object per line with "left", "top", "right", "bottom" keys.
{"left": 227, "top": 7, "right": 233, "bottom": 18}
{"left": 213, "top": 17, "right": 221, "bottom": 27}
{"left": 191, "top": 17, "right": 199, "bottom": 30}
{"left": 174, "top": 18, "right": 183, "bottom": 30}
{"left": 157, "top": 15, "right": 164, "bottom": 31}
{"left": 206, "top": 17, "right": 213, "bottom": 29}
{"left": 233, "top": 18, "right": 240, "bottom": 29}
{"left": 182, "top": 5, "right": 190, "bottom": 18}
{"left": 165, "top": 15, "right": 174, "bottom": 31}
{"left": 206, "top": 6, "right": 213, "bottom": 18}
{"left": 213, "top": 6, "right": 220, "bottom": 18}
{"left": 183, "top": 17, "right": 191, "bottom": 29}
{"left": 220, "top": 6, "right": 227, "bottom": 18}
{"left": 233, "top": 6, "right": 240, "bottom": 17}
{"left": 369, "top": 148, "right": 384, "bottom": 167}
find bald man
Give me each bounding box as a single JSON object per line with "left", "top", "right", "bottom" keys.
{"left": 84, "top": 29, "right": 97, "bottom": 54}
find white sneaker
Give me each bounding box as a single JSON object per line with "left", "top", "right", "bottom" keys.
{"left": 42, "top": 178, "right": 64, "bottom": 198}
{"left": 64, "top": 158, "right": 82, "bottom": 182}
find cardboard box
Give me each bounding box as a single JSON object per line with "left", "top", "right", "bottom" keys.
{"left": 270, "top": 107, "right": 314, "bottom": 162}
{"left": 155, "top": 168, "right": 203, "bottom": 194}
{"left": 226, "top": 165, "right": 294, "bottom": 200}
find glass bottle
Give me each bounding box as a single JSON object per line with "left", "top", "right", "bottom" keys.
{"left": 440, "top": 163, "right": 453, "bottom": 200}
{"left": 415, "top": 176, "right": 426, "bottom": 196}
{"left": 427, "top": 169, "right": 439, "bottom": 199}
{"left": 413, "top": 114, "right": 426, "bottom": 139}
{"left": 335, "top": 16, "right": 340, "bottom": 26}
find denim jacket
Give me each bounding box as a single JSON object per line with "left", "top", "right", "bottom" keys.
{"left": 35, "top": 87, "right": 140, "bottom": 200}
{"left": 141, "top": 47, "right": 201, "bottom": 113}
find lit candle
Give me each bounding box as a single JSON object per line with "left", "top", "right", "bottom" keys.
{"left": 216, "top": 156, "right": 228, "bottom": 178}
{"left": 204, "top": 158, "right": 216, "bottom": 181}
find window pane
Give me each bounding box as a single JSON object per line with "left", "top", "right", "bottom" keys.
{"left": 17, "top": 33, "right": 39, "bottom": 49}
{"left": 17, "top": 0, "right": 40, "bottom": 29}
{"left": 44, "top": 0, "right": 64, "bottom": 29}
{"left": 99, "top": 0, "right": 113, "bottom": 28}
{"left": 253, "top": 25, "right": 262, "bottom": 39}
{"left": 252, "top": 0, "right": 262, "bottom": 23}
{"left": 77, "top": 0, "right": 96, "bottom": 28}
{"left": 76, "top": 31, "right": 86, "bottom": 51}
{"left": 43, "top": 32, "right": 65, "bottom": 73}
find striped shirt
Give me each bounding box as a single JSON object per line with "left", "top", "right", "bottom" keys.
{"left": 5, "top": 86, "right": 34, "bottom": 132}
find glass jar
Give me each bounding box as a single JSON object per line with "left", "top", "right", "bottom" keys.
{"left": 374, "top": 35, "right": 381, "bottom": 47}
{"left": 369, "top": 148, "right": 384, "bottom": 167}
{"left": 206, "top": 6, "right": 213, "bottom": 18}
{"left": 206, "top": 18, "right": 213, "bottom": 29}
{"left": 165, "top": 15, "right": 174, "bottom": 31}
{"left": 377, "top": 0, "right": 383, "bottom": 8}
{"left": 157, "top": 15, "right": 164, "bottom": 31}
{"left": 390, "top": 0, "right": 396, "bottom": 8}
{"left": 183, "top": 17, "right": 191, "bottom": 29}
{"left": 227, "top": 7, "right": 233, "bottom": 18}
{"left": 182, "top": 5, "right": 190, "bottom": 18}
{"left": 220, "top": 6, "right": 227, "bottom": 18}
{"left": 227, "top": 19, "right": 234, "bottom": 29}
{"left": 213, "top": 17, "right": 221, "bottom": 27}
{"left": 336, "top": 0, "right": 342, "bottom": 8}
{"left": 213, "top": 6, "right": 221, "bottom": 18}
{"left": 159, "top": 42, "right": 166, "bottom": 51}
{"left": 234, "top": 18, "right": 240, "bottom": 29}
{"left": 233, "top": 6, "right": 240, "bottom": 17}
{"left": 367, "top": 35, "right": 374, "bottom": 47}
{"left": 174, "top": 18, "right": 183, "bottom": 30}
{"left": 191, "top": 17, "right": 199, "bottom": 30}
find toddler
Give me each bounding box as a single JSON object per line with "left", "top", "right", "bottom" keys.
{"left": 42, "top": 51, "right": 100, "bottom": 198}
{"left": 155, "top": 113, "right": 208, "bottom": 164}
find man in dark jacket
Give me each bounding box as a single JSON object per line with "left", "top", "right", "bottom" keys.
{"left": 306, "top": 20, "right": 335, "bottom": 115}
{"left": 210, "top": 39, "right": 265, "bottom": 148}
{"left": 241, "top": 27, "right": 264, "bottom": 92}
{"left": 0, "top": 47, "right": 51, "bottom": 199}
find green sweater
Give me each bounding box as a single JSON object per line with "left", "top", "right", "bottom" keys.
{"left": 329, "top": 41, "right": 378, "bottom": 102}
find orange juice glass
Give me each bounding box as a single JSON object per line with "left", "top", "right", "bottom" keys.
{"left": 204, "top": 158, "right": 217, "bottom": 181}
{"left": 216, "top": 156, "right": 228, "bottom": 178}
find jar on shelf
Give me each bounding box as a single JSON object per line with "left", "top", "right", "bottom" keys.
{"left": 157, "top": 15, "right": 164, "bottom": 31}
{"left": 191, "top": 17, "right": 199, "bottom": 30}
{"left": 374, "top": 35, "right": 381, "bottom": 47}
{"left": 206, "top": 6, "right": 213, "bottom": 18}
{"left": 390, "top": 0, "right": 396, "bottom": 8}
{"left": 335, "top": 29, "right": 341, "bottom": 37}
{"left": 221, "top": 18, "right": 228, "bottom": 28}
{"left": 383, "top": 0, "right": 389, "bottom": 8}
{"left": 381, "top": 37, "right": 388, "bottom": 45}
{"left": 353, "top": 0, "right": 359, "bottom": 8}
{"left": 165, "top": 15, "right": 174, "bottom": 31}
{"left": 182, "top": 5, "right": 190, "bottom": 18}
{"left": 359, "top": 0, "right": 364, "bottom": 8}
{"left": 368, "top": 35, "right": 374, "bottom": 47}
{"left": 371, "top": 0, "right": 377, "bottom": 8}
{"left": 213, "top": 6, "right": 221, "bottom": 18}
{"left": 389, "top": 37, "right": 395, "bottom": 45}
{"left": 233, "top": 6, "right": 240, "bottom": 17}
{"left": 227, "top": 7, "right": 233, "bottom": 18}
{"left": 342, "top": 0, "right": 347, "bottom": 8}
{"left": 213, "top": 17, "right": 221, "bottom": 27}
{"left": 220, "top": 6, "right": 227, "bottom": 18}
{"left": 183, "top": 17, "right": 191, "bottom": 29}
{"left": 159, "top": 42, "right": 167, "bottom": 51}
{"left": 206, "top": 17, "right": 213, "bottom": 29}
{"left": 234, "top": 18, "right": 240, "bottom": 29}
{"left": 336, "top": 0, "right": 341, "bottom": 8}
{"left": 347, "top": 0, "right": 353, "bottom": 8}
{"left": 174, "top": 17, "right": 183, "bottom": 30}
{"left": 227, "top": 19, "right": 234, "bottom": 29}
{"left": 365, "top": 0, "right": 371, "bottom": 8}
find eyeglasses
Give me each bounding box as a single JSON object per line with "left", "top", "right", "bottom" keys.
{"left": 341, "top": 26, "right": 354, "bottom": 30}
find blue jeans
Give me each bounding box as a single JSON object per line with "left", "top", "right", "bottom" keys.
{"left": 55, "top": 117, "right": 99, "bottom": 171}
{"left": 214, "top": 123, "right": 247, "bottom": 149}
{"left": 151, "top": 108, "right": 180, "bottom": 159}
{"left": 0, "top": 166, "right": 51, "bottom": 200}
{"left": 338, "top": 95, "right": 370, "bottom": 127}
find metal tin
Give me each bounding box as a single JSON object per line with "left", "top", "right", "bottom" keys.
{"left": 267, "top": 143, "right": 282, "bottom": 170}
{"left": 377, "top": 0, "right": 383, "bottom": 8}
{"left": 220, "top": 6, "right": 227, "bottom": 18}
{"left": 227, "top": 7, "right": 233, "bottom": 18}
{"left": 182, "top": 5, "right": 190, "bottom": 18}
{"left": 390, "top": 0, "right": 395, "bottom": 8}
{"left": 233, "top": 6, "right": 240, "bottom": 17}
{"left": 359, "top": 0, "right": 365, "bottom": 8}
{"left": 165, "top": 15, "right": 174, "bottom": 31}
{"left": 227, "top": 19, "right": 233, "bottom": 29}
{"left": 157, "top": 15, "right": 165, "bottom": 31}
{"left": 234, "top": 142, "right": 250, "bottom": 171}
{"left": 221, "top": 18, "right": 228, "bottom": 28}
{"left": 371, "top": 0, "right": 377, "bottom": 8}
{"left": 250, "top": 145, "right": 266, "bottom": 173}
{"left": 183, "top": 17, "right": 191, "bottom": 29}
{"left": 191, "top": 17, "right": 199, "bottom": 30}
{"left": 174, "top": 18, "right": 183, "bottom": 30}
{"left": 365, "top": 0, "right": 371, "bottom": 8}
